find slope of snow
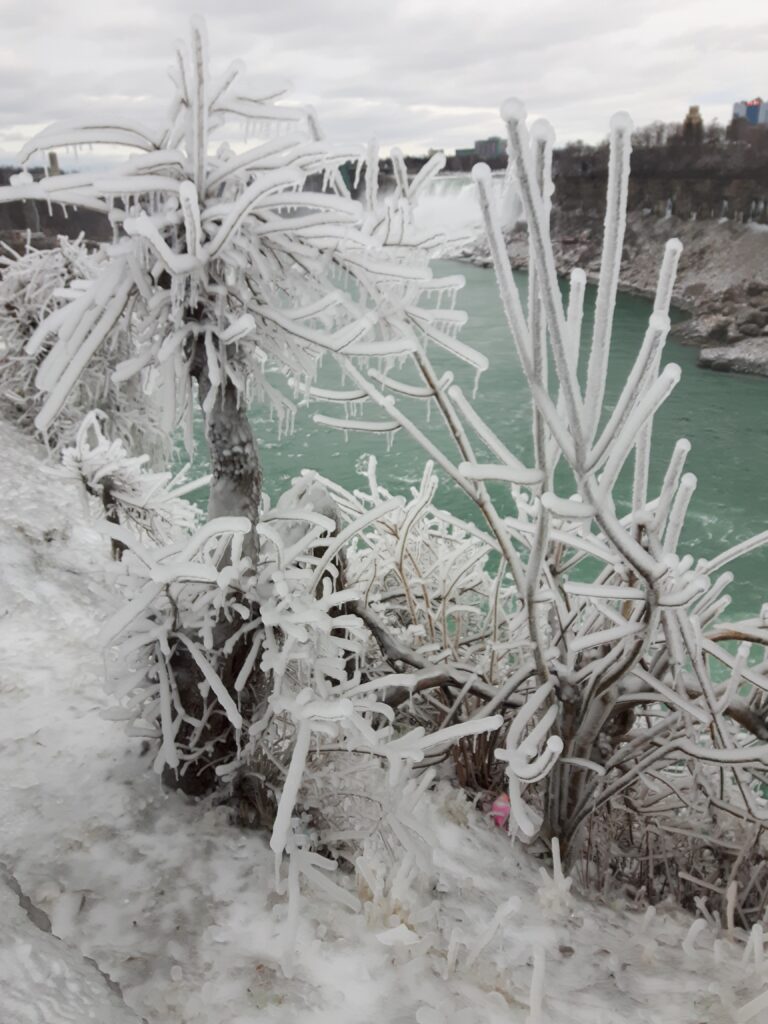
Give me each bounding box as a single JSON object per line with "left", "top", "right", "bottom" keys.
{"left": 1, "top": 417, "right": 767, "bottom": 1024}
{"left": 0, "top": 880, "right": 141, "bottom": 1024}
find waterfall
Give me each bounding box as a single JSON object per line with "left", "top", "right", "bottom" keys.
{"left": 410, "top": 171, "right": 513, "bottom": 250}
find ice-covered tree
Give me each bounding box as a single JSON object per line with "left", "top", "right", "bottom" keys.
{"left": 0, "top": 23, "right": 363, "bottom": 561}
{"left": 0, "top": 22, "right": 451, "bottom": 555}
{"left": 0, "top": 21, "right": 461, "bottom": 796}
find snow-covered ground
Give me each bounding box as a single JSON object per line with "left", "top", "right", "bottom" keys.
{"left": 2, "top": 417, "right": 768, "bottom": 1024}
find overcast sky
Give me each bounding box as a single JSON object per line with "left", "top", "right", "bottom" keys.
{"left": 1, "top": 0, "right": 767, "bottom": 164}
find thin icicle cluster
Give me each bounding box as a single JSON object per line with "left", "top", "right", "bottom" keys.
{"left": 314, "top": 98, "right": 768, "bottom": 921}
{"left": 99, "top": 515, "right": 258, "bottom": 777}
{"left": 61, "top": 411, "right": 206, "bottom": 546}
{"left": 0, "top": 236, "right": 165, "bottom": 457}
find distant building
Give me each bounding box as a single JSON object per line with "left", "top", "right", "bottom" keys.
{"left": 449, "top": 137, "right": 507, "bottom": 172}
{"left": 732, "top": 97, "right": 768, "bottom": 125}
{"left": 474, "top": 137, "right": 506, "bottom": 160}
{"left": 728, "top": 97, "right": 768, "bottom": 144}
{"left": 682, "top": 105, "right": 704, "bottom": 145}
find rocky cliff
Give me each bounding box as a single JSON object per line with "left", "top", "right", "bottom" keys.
{"left": 462, "top": 151, "right": 768, "bottom": 378}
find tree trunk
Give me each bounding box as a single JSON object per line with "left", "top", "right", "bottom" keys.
{"left": 162, "top": 359, "right": 267, "bottom": 799}
{"left": 197, "top": 367, "right": 262, "bottom": 564}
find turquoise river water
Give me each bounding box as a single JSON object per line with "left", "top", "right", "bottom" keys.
{"left": 186, "top": 259, "right": 768, "bottom": 621}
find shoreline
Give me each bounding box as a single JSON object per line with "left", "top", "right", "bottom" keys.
{"left": 458, "top": 210, "right": 768, "bottom": 378}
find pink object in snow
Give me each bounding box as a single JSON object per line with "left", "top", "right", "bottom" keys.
{"left": 490, "top": 792, "right": 511, "bottom": 828}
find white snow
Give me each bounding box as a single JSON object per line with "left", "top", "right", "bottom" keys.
{"left": 2, "top": 417, "right": 768, "bottom": 1023}
{"left": 0, "top": 883, "right": 140, "bottom": 1024}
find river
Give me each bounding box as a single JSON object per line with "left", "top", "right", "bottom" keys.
{"left": 184, "top": 255, "right": 767, "bottom": 622}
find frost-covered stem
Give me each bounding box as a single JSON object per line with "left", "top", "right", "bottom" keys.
{"left": 525, "top": 501, "right": 550, "bottom": 676}
{"left": 489, "top": 558, "right": 507, "bottom": 685}
{"left": 579, "top": 475, "right": 663, "bottom": 584}
{"left": 582, "top": 111, "right": 632, "bottom": 445}
{"left": 596, "top": 363, "right": 681, "bottom": 505}
{"left": 473, "top": 165, "right": 579, "bottom": 465}
{"left": 338, "top": 361, "right": 475, "bottom": 497}
{"left": 663, "top": 473, "right": 697, "bottom": 554}
{"left": 675, "top": 611, "right": 762, "bottom": 819}
{"left": 351, "top": 600, "right": 524, "bottom": 709}
{"left": 498, "top": 103, "right": 587, "bottom": 465}
{"left": 631, "top": 239, "right": 682, "bottom": 512}
{"left": 653, "top": 238, "right": 683, "bottom": 319}
{"left": 306, "top": 106, "right": 351, "bottom": 198}
{"left": 195, "top": 360, "right": 262, "bottom": 564}
{"left": 100, "top": 480, "right": 128, "bottom": 560}
{"left": 190, "top": 20, "right": 208, "bottom": 197}
{"left": 390, "top": 147, "right": 410, "bottom": 199}
{"left": 547, "top": 269, "right": 586, "bottom": 473}
{"left": 411, "top": 348, "right": 556, "bottom": 685}
{"left": 588, "top": 312, "right": 670, "bottom": 473}
{"left": 528, "top": 121, "right": 554, "bottom": 487}
{"left": 653, "top": 439, "right": 691, "bottom": 534}
{"left": 558, "top": 607, "right": 660, "bottom": 848}
{"left": 410, "top": 349, "right": 530, "bottom": 592}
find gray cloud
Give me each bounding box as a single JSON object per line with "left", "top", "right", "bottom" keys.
{"left": 0, "top": 0, "right": 765, "bottom": 161}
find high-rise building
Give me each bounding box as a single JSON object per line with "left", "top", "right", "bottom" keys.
{"left": 474, "top": 137, "right": 506, "bottom": 160}
{"left": 683, "top": 105, "right": 704, "bottom": 145}
{"left": 732, "top": 98, "right": 768, "bottom": 125}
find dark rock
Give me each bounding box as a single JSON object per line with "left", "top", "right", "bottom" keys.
{"left": 672, "top": 313, "right": 731, "bottom": 344}
{"left": 742, "top": 309, "right": 768, "bottom": 328}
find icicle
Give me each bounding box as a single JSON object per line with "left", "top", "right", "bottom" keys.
{"left": 365, "top": 137, "right": 379, "bottom": 212}
{"left": 682, "top": 918, "right": 706, "bottom": 957}
{"left": 752, "top": 924, "right": 764, "bottom": 968}
{"left": 528, "top": 947, "right": 546, "bottom": 1024}
{"left": 726, "top": 880, "right": 738, "bottom": 935}
{"left": 390, "top": 146, "right": 409, "bottom": 200}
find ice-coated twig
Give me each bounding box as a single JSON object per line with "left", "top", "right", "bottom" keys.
{"left": 582, "top": 111, "right": 633, "bottom": 445}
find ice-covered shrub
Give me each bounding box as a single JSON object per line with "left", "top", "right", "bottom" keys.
{"left": 310, "top": 101, "right": 768, "bottom": 924}
{"left": 99, "top": 469, "right": 505, "bottom": 852}
{"left": 0, "top": 236, "right": 164, "bottom": 456}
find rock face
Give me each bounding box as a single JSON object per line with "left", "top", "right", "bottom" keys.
{"left": 460, "top": 210, "right": 768, "bottom": 379}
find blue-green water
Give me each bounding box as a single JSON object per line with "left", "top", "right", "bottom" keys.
{"left": 186, "top": 259, "right": 768, "bottom": 620}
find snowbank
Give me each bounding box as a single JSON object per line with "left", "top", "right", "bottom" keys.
{"left": 2, "top": 417, "right": 768, "bottom": 1023}
{"left": 0, "top": 879, "right": 140, "bottom": 1024}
